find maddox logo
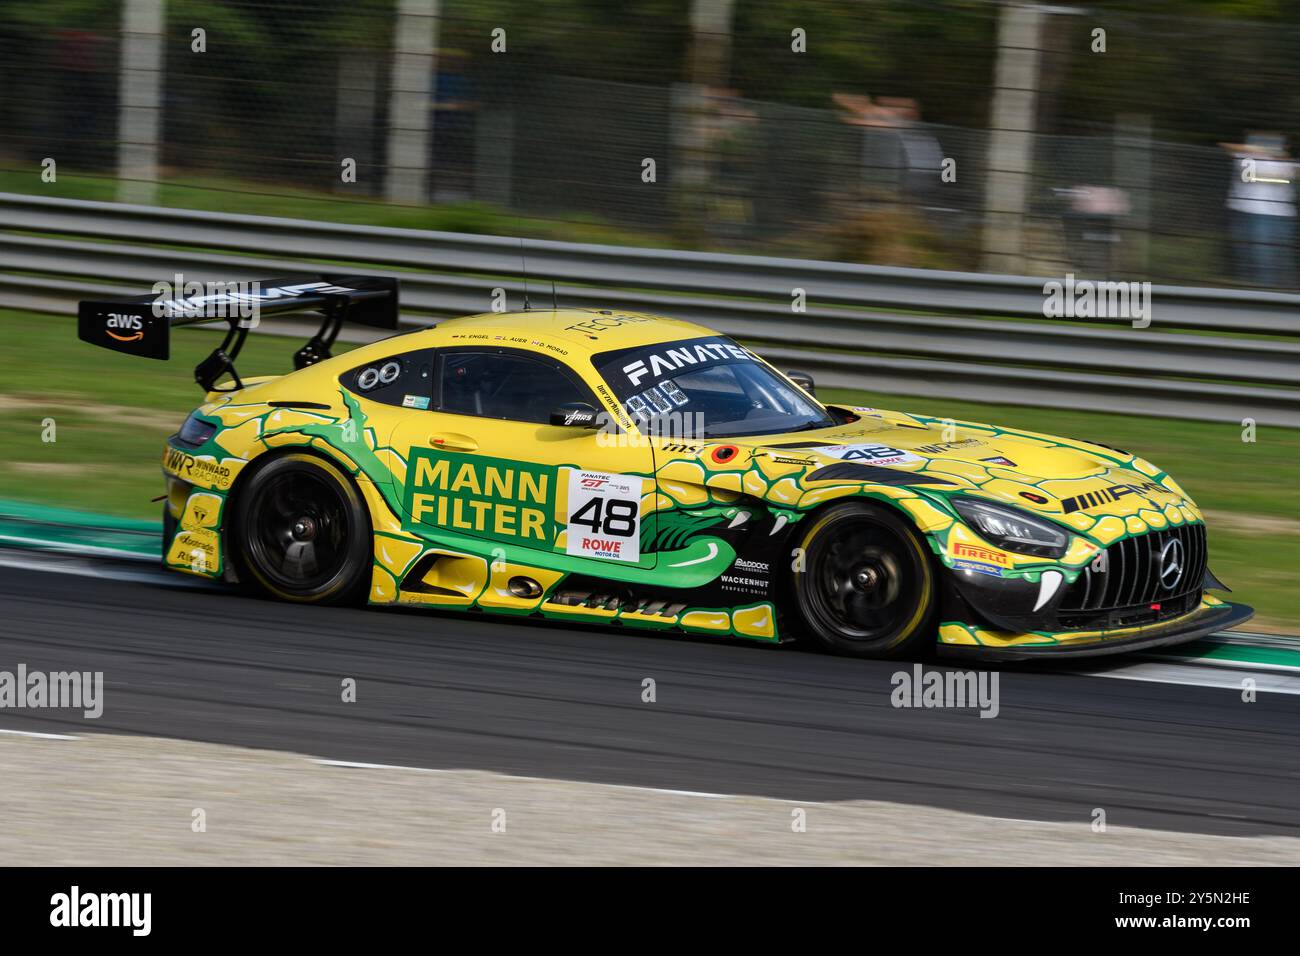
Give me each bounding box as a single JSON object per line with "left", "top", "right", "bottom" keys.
{"left": 105, "top": 313, "right": 144, "bottom": 342}
{"left": 403, "top": 449, "right": 555, "bottom": 546}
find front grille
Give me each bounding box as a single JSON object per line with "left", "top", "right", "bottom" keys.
{"left": 1057, "top": 523, "right": 1206, "bottom": 628}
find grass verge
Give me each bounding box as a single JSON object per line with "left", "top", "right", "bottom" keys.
{"left": 0, "top": 169, "right": 670, "bottom": 248}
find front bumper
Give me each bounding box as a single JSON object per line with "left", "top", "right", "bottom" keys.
{"left": 937, "top": 599, "right": 1254, "bottom": 661}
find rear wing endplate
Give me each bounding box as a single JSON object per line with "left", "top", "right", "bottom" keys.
{"left": 78, "top": 274, "right": 400, "bottom": 391}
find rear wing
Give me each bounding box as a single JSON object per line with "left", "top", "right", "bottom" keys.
{"left": 78, "top": 274, "right": 400, "bottom": 391}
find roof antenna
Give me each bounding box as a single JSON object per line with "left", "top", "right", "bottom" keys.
{"left": 519, "top": 238, "right": 531, "bottom": 312}
{"left": 551, "top": 279, "right": 557, "bottom": 311}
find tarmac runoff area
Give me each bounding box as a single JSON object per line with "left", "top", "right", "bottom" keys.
{"left": 1, "top": 733, "right": 1296, "bottom": 866}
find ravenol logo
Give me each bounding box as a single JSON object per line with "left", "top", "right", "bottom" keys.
{"left": 403, "top": 449, "right": 556, "bottom": 546}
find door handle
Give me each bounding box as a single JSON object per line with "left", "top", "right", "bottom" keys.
{"left": 429, "top": 433, "right": 478, "bottom": 452}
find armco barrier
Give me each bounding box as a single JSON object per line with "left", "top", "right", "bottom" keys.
{"left": 2, "top": 192, "right": 1298, "bottom": 425}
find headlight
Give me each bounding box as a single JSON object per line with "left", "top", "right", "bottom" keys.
{"left": 176, "top": 413, "right": 217, "bottom": 446}
{"left": 951, "top": 497, "right": 1069, "bottom": 558}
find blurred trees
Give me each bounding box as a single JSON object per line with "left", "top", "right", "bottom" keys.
{"left": 5, "top": 0, "right": 1300, "bottom": 147}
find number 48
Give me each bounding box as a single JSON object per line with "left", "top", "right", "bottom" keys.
{"left": 571, "top": 498, "right": 637, "bottom": 537}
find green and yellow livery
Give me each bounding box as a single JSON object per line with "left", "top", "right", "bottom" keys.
{"left": 78, "top": 275, "right": 1252, "bottom": 659}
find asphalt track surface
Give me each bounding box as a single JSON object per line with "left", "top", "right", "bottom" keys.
{"left": 0, "top": 555, "right": 1296, "bottom": 839}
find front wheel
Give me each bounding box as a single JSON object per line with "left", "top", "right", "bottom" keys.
{"left": 231, "top": 452, "right": 371, "bottom": 605}
{"left": 790, "top": 501, "right": 937, "bottom": 658}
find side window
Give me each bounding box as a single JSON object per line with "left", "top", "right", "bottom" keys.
{"left": 438, "top": 350, "right": 590, "bottom": 424}
{"left": 342, "top": 348, "right": 436, "bottom": 409}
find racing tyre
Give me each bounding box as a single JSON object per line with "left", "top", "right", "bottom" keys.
{"left": 231, "top": 452, "right": 371, "bottom": 605}
{"left": 791, "top": 501, "right": 937, "bottom": 658}
{"left": 161, "top": 502, "right": 177, "bottom": 563}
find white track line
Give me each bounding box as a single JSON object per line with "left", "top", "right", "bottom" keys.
{"left": 313, "top": 759, "right": 739, "bottom": 799}
{"left": 1146, "top": 654, "right": 1300, "bottom": 674}
{"left": 0, "top": 535, "right": 154, "bottom": 562}
{"left": 313, "top": 759, "right": 452, "bottom": 774}
{"left": 0, "top": 549, "right": 209, "bottom": 588}
{"left": 1083, "top": 661, "right": 1300, "bottom": 695}
{"left": 0, "top": 728, "right": 79, "bottom": 740}
{"left": 1202, "top": 630, "right": 1300, "bottom": 650}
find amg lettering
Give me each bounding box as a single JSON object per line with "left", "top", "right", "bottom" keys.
{"left": 1061, "top": 481, "right": 1167, "bottom": 514}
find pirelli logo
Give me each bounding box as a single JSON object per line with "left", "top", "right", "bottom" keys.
{"left": 952, "top": 543, "right": 1008, "bottom": 565}
{"left": 1061, "top": 481, "right": 1164, "bottom": 514}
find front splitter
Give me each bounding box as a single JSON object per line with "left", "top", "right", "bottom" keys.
{"left": 938, "top": 601, "right": 1255, "bottom": 662}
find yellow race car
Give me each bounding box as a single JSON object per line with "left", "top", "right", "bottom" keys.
{"left": 78, "top": 274, "right": 1252, "bottom": 659}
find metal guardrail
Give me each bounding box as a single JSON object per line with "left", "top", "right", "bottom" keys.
{"left": 2, "top": 192, "right": 1299, "bottom": 426}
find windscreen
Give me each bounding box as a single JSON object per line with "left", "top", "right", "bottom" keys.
{"left": 591, "top": 335, "right": 835, "bottom": 438}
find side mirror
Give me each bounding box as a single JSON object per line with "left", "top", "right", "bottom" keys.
{"left": 550, "top": 402, "right": 600, "bottom": 428}
{"left": 785, "top": 370, "right": 815, "bottom": 395}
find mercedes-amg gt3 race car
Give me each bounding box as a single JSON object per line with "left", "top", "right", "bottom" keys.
{"left": 78, "top": 274, "right": 1253, "bottom": 659}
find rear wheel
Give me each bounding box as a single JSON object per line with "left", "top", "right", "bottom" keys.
{"left": 231, "top": 453, "right": 371, "bottom": 605}
{"left": 791, "top": 501, "right": 937, "bottom": 658}
{"left": 161, "top": 502, "right": 177, "bottom": 563}
{"left": 161, "top": 502, "right": 176, "bottom": 546}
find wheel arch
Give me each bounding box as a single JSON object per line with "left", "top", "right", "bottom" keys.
{"left": 221, "top": 442, "right": 375, "bottom": 584}
{"left": 772, "top": 490, "right": 950, "bottom": 644}
{"left": 775, "top": 488, "right": 950, "bottom": 580}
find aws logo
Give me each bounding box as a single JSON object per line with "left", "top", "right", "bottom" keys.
{"left": 106, "top": 313, "right": 145, "bottom": 343}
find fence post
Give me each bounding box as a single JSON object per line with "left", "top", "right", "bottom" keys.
{"left": 385, "top": 0, "right": 439, "bottom": 204}
{"left": 336, "top": 53, "right": 380, "bottom": 195}
{"left": 981, "top": 3, "right": 1045, "bottom": 274}
{"left": 1115, "top": 113, "right": 1152, "bottom": 277}
{"left": 672, "top": 0, "right": 738, "bottom": 230}
{"left": 117, "top": 0, "right": 165, "bottom": 205}
{"left": 475, "top": 110, "right": 514, "bottom": 208}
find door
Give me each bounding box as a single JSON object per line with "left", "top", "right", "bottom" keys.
{"left": 388, "top": 347, "right": 657, "bottom": 571}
